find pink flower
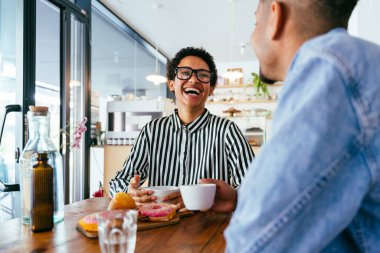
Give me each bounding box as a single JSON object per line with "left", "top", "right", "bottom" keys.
{"left": 72, "top": 117, "right": 87, "bottom": 148}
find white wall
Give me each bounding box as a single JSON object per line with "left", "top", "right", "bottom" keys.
{"left": 349, "top": 0, "right": 380, "bottom": 45}
{"left": 216, "top": 0, "right": 380, "bottom": 84}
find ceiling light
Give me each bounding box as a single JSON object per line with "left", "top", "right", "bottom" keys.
{"left": 222, "top": 0, "right": 244, "bottom": 81}
{"left": 146, "top": 3, "right": 167, "bottom": 85}
{"left": 146, "top": 74, "right": 167, "bottom": 85}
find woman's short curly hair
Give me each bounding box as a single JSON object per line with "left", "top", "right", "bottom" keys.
{"left": 166, "top": 47, "right": 218, "bottom": 86}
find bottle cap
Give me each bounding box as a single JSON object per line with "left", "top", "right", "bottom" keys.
{"left": 29, "top": 106, "right": 49, "bottom": 116}
{"left": 36, "top": 152, "right": 49, "bottom": 160}
{"left": 29, "top": 106, "right": 49, "bottom": 112}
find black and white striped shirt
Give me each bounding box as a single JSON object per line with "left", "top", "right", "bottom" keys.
{"left": 109, "top": 109, "right": 255, "bottom": 196}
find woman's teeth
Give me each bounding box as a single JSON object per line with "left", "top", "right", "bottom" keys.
{"left": 184, "top": 87, "right": 200, "bottom": 95}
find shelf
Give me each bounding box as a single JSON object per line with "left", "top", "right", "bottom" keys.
{"left": 216, "top": 84, "right": 250, "bottom": 88}
{"left": 216, "top": 83, "right": 283, "bottom": 88}
{"left": 244, "top": 132, "right": 264, "bottom": 136}
{"left": 207, "top": 99, "right": 277, "bottom": 104}
{"left": 223, "top": 115, "right": 270, "bottom": 119}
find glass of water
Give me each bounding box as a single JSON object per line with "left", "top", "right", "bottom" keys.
{"left": 97, "top": 209, "right": 138, "bottom": 253}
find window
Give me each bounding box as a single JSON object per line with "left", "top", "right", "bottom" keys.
{"left": 0, "top": 0, "right": 23, "bottom": 222}
{"left": 91, "top": 3, "right": 167, "bottom": 138}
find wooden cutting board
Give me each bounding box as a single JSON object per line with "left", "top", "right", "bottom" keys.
{"left": 138, "top": 214, "right": 180, "bottom": 230}
{"left": 77, "top": 214, "right": 180, "bottom": 239}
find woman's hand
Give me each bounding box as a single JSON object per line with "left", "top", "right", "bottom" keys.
{"left": 199, "top": 178, "right": 237, "bottom": 213}
{"left": 161, "top": 191, "right": 184, "bottom": 210}
{"left": 127, "top": 175, "right": 156, "bottom": 207}
{"left": 128, "top": 175, "right": 184, "bottom": 209}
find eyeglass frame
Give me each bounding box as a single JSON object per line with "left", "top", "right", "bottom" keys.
{"left": 174, "top": 67, "right": 214, "bottom": 84}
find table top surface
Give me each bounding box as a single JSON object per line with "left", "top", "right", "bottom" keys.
{"left": 0, "top": 197, "right": 230, "bottom": 253}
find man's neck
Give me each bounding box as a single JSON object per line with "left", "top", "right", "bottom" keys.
{"left": 275, "top": 32, "right": 307, "bottom": 80}
{"left": 177, "top": 107, "right": 206, "bottom": 125}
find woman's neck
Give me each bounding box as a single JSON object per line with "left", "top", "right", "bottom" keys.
{"left": 177, "top": 107, "right": 206, "bottom": 125}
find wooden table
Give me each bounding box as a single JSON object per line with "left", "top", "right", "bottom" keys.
{"left": 0, "top": 197, "right": 230, "bottom": 252}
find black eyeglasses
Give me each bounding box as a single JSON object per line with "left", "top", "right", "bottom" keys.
{"left": 175, "top": 67, "right": 213, "bottom": 83}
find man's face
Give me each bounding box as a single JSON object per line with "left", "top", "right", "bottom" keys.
{"left": 251, "top": 1, "right": 278, "bottom": 83}
{"left": 168, "top": 56, "right": 215, "bottom": 112}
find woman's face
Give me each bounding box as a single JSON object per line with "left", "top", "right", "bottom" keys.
{"left": 168, "top": 56, "right": 215, "bottom": 113}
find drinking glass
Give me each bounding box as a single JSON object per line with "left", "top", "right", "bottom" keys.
{"left": 97, "top": 209, "right": 138, "bottom": 253}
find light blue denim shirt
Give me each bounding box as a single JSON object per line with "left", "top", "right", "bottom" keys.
{"left": 225, "top": 28, "right": 380, "bottom": 253}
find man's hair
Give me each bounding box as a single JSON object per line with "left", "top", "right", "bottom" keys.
{"left": 262, "top": 0, "right": 358, "bottom": 36}
{"left": 166, "top": 47, "right": 218, "bottom": 86}
{"left": 311, "top": 0, "right": 358, "bottom": 28}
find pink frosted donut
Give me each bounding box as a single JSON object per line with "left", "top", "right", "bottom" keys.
{"left": 138, "top": 203, "right": 176, "bottom": 221}
{"left": 78, "top": 213, "right": 98, "bottom": 232}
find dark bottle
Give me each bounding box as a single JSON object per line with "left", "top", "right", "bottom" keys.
{"left": 31, "top": 152, "right": 54, "bottom": 232}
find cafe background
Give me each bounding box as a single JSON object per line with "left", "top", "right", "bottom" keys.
{"left": 0, "top": 0, "right": 379, "bottom": 222}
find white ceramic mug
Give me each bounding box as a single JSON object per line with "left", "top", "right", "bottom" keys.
{"left": 143, "top": 186, "right": 179, "bottom": 203}
{"left": 180, "top": 184, "right": 216, "bottom": 211}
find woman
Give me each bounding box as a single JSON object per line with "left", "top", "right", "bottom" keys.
{"left": 109, "top": 47, "right": 254, "bottom": 208}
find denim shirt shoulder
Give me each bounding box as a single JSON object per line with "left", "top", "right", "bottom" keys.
{"left": 292, "top": 28, "right": 380, "bottom": 183}
{"left": 225, "top": 29, "right": 380, "bottom": 253}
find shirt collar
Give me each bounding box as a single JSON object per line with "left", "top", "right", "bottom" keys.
{"left": 171, "top": 109, "right": 210, "bottom": 133}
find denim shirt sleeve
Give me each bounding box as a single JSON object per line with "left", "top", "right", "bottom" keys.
{"left": 224, "top": 44, "right": 373, "bottom": 252}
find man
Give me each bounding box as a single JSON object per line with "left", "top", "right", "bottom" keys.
{"left": 202, "top": 0, "right": 380, "bottom": 252}
{"left": 109, "top": 47, "right": 254, "bottom": 208}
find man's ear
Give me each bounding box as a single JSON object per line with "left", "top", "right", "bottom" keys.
{"left": 270, "top": 1, "right": 286, "bottom": 40}
{"left": 168, "top": 80, "right": 175, "bottom": 92}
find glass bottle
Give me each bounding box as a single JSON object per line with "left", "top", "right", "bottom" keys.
{"left": 20, "top": 106, "right": 64, "bottom": 224}
{"left": 31, "top": 152, "right": 54, "bottom": 232}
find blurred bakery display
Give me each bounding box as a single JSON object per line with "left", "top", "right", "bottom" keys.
{"left": 209, "top": 82, "right": 282, "bottom": 103}
{"left": 223, "top": 107, "right": 242, "bottom": 117}
{"left": 207, "top": 83, "right": 282, "bottom": 146}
